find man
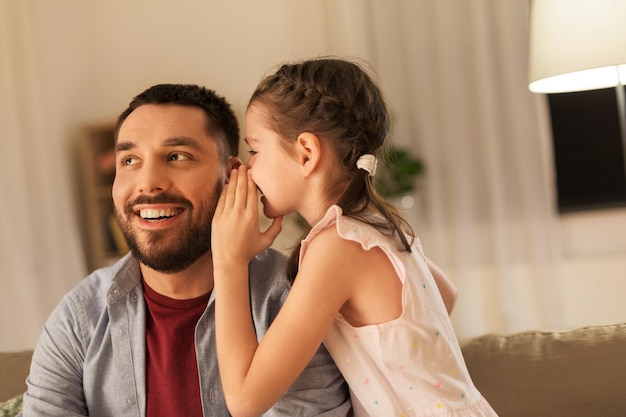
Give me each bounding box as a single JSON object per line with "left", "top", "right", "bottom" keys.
{"left": 21, "top": 84, "right": 351, "bottom": 416}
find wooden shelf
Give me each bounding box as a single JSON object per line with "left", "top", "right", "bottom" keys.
{"left": 79, "top": 122, "right": 126, "bottom": 271}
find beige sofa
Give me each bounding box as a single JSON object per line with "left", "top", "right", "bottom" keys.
{"left": 0, "top": 351, "right": 30, "bottom": 403}
{"left": 461, "top": 322, "right": 626, "bottom": 416}
{"left": 0, "top": 350, "right": 30, "bottom": 416}
{"left": 2, "top": 322, "right": 625, "bottom": 416}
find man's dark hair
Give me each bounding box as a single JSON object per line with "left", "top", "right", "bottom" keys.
{"left": 115, "top": 84, "right": 240, "bottom": 158}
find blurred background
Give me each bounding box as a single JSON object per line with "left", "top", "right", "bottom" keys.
{"left": 2, "top": 0, "right": 625, "bottom": 351}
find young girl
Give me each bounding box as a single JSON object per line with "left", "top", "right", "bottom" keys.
{"left": 211, "top": 58, "right": 498, "bottom": 417}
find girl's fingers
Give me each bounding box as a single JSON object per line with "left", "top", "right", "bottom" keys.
{"left": 247, "top": 170, "right": 257, "bottom": 210}
{"left": 215, "top": 168, "right": 237, "bottom": 215}
{"left": 215, "top": 182, "right": 227, "bottom": 214}
{"left": 234, "top": 165, "right": 248, "bottom": 209}
{"left": 222, "top": 168, "right": 239, "bottom": 209}
{"left": 262, "top": 215, "right": 283, "bottom": 246}
{"left": 220, "top": 166, "right": 257, "bottom": 218}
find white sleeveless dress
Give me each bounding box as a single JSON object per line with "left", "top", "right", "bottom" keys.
{"left": 299, "top": 206, "right": 498, "bottom": 417}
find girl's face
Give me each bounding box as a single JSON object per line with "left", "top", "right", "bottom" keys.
{"left": 245, "top": 103, "right": 302, "bottom": 219}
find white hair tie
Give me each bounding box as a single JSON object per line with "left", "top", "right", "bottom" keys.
{"left": 356, "top": 154, "right": 378, "bottom": 176}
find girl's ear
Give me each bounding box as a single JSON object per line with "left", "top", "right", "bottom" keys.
{"left": 296, "top": 132, "right": 321, "bottom": 176}
{"left": 224, "top": 157, "right": 242, "bottom": 183}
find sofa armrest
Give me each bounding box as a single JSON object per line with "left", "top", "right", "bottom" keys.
{"left": 0, "top": 351, "right": 32, "bottom": 402}
{"left": 461, "top": 323, "right": 626, "bottom": 417}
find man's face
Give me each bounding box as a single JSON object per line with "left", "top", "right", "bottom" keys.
{"left": 112, "top": 104, "right": 225, "bottom": 273}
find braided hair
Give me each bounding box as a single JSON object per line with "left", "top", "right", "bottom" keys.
{"left": 249, "top": 58, "right": 414, "bottom": 281}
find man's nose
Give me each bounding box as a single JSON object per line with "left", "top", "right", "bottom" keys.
{"left": 136, "top": 161, "right": 169, "bottom": 194}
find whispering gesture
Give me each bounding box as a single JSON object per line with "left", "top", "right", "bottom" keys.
{"left": 211, "top": 165, "right": 283, "bottom": 269}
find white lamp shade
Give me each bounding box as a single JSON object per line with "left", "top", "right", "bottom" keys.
{"left": 529, "top": 0, "right": 626, "bottom": 93}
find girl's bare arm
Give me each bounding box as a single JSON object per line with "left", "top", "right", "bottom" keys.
{"left": 427, "top": 258, "right": 458, "bottom": 314}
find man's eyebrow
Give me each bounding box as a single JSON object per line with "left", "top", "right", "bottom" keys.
{"left": 163, "top": 136, "right": 203, "bottom": 150}
{"left": 115, "top": 141, "right": 135, "bottom": 152}
{"left": 115, "top": 137, "right": 204, "bottom": 153}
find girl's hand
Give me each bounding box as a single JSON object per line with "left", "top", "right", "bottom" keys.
{"left": 211, "top": 165, "right": 283, "bottom": 268}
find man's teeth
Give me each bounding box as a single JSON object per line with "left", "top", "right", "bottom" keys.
{"left": 139, "top": 208, "right": 178, "bottom": 220}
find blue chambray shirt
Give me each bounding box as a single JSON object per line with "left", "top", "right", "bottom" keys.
{"left": 20, "top": 249, "right": 350, "bottom": 416}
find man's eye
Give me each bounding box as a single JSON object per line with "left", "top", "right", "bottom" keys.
{"left": 169, "top": 153, "right": 189, "bottom": 161}
{"left": 122, "top": 157, "right": 138, "bottom": 166}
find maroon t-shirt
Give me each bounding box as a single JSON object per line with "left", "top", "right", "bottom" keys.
{"left": 143, "top": 280, "right": 210, "bottom": 417}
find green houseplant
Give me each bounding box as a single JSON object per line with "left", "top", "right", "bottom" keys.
{"left": 374, "top": 145, "right": 425, "bottom": 199}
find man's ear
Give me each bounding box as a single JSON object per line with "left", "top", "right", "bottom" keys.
{"left": 224, "top": 156, "right": 242, "bottom": 183}
{"left": 296, "top": 132, "right": 321, "bottom": 176}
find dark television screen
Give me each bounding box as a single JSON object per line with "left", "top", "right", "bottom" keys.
{"left": 548, "top": 86, "right": 626, "bottom": 212}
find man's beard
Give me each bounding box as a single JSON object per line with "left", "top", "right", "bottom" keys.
{"left": 115, "top": 184, "right": 221, "bottom": 273}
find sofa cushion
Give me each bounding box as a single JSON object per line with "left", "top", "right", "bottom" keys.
{"left": 0, "top": 351, "right": 32, "bottom": 402}
{"left": 461, "top": 322, "right": 626, "bottom": 417}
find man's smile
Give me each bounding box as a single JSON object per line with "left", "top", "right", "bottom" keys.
{"left": 138, "top": 207, "right": 183, "bottom": 221}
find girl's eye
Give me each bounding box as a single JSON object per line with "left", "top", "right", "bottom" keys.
{"left": 247, "top": 150, "right": 257, "bottom": 156}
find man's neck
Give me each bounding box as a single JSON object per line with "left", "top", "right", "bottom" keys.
{"left": 140, "top": 253, "right": 214, "bottom": 300}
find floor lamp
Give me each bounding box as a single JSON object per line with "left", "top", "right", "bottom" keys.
{"left": 528, "top": 0, "right": 626, "bottom": 182}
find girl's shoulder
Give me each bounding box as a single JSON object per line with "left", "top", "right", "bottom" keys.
{"left": 303, "top": 205, "right": 387, "bottom": 243}
{"left": 299, "top": 205, "right": 401, "bottom": 269}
